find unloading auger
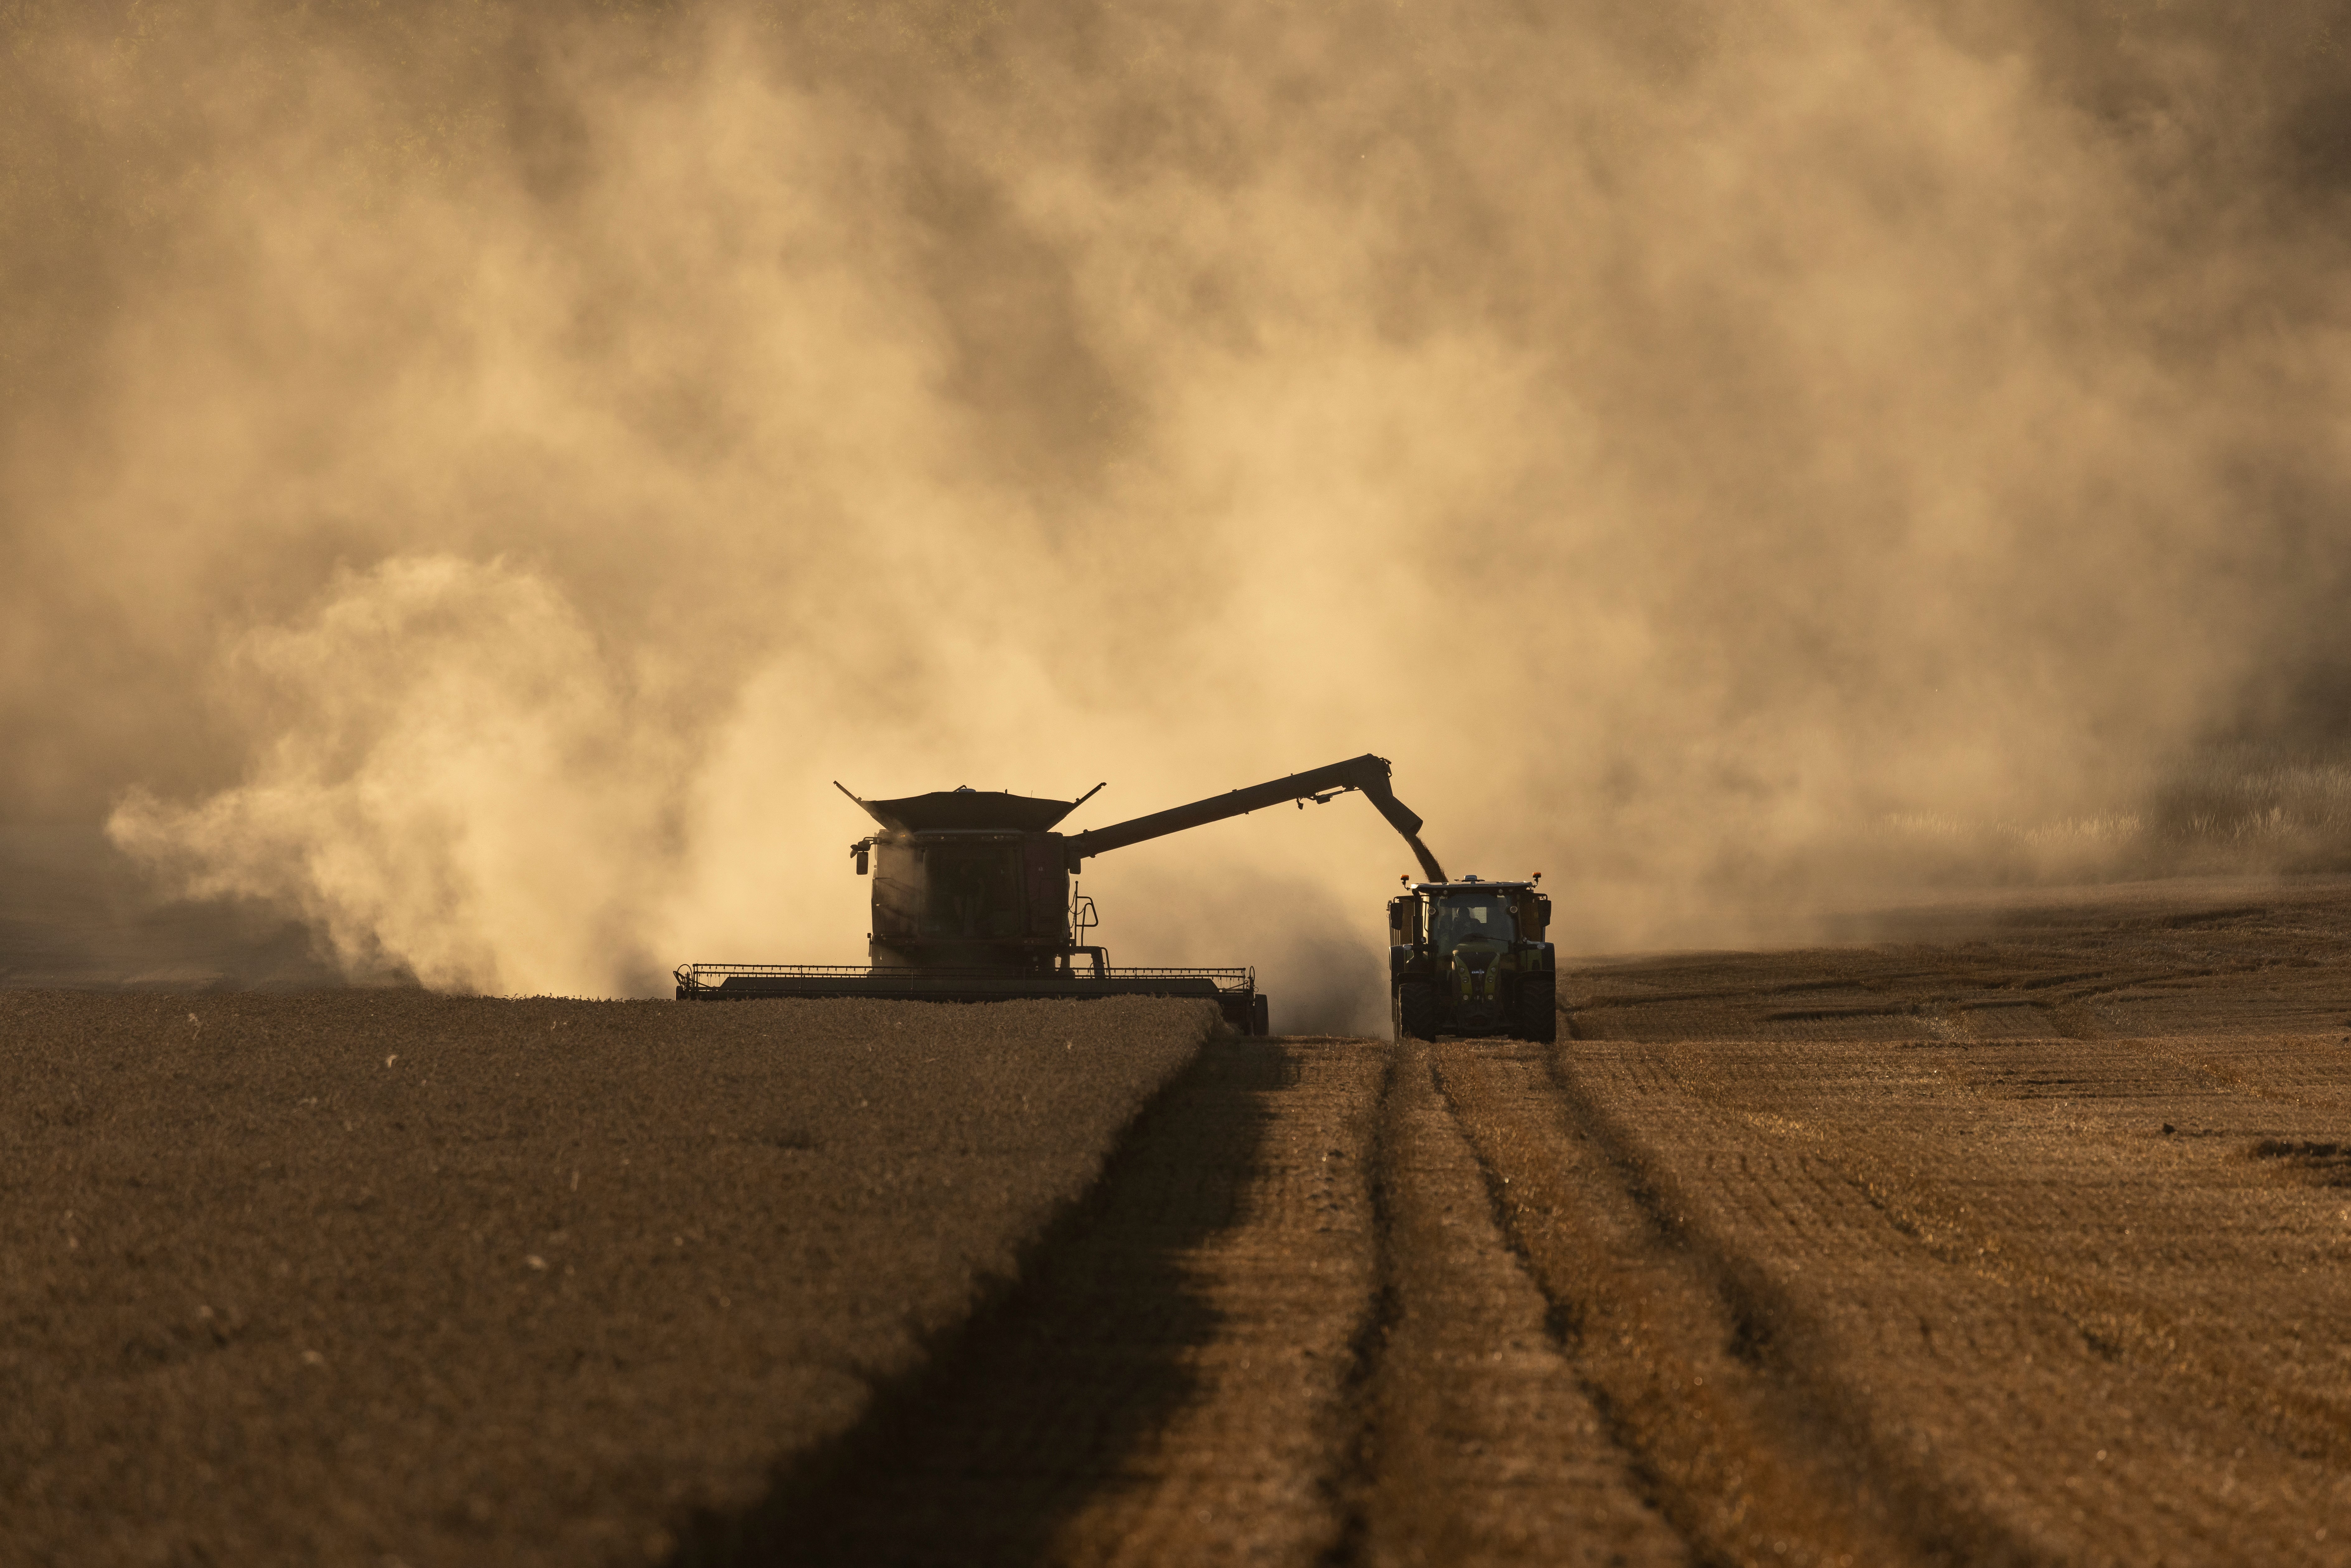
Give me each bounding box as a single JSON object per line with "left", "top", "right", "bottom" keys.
{"left": 673, "top": 753, "right": 1446, "bottom": 1034}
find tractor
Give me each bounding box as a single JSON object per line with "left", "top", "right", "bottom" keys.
{"left": 1389, "top": 875, "right": 1556, "bottom": 1043}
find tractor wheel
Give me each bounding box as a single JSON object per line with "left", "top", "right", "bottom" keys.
{"left": 1250, "top": 994, "right": 1270, "bottom": 1037}
{"left": 1394, "top": 981, "right": 1440, "bottom": 1042}
{"left": 1514, "top": 974, "right": 1558, "bottom": 1044}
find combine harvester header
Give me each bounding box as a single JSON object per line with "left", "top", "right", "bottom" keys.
{"left": 675, "top": 753, "right": 1445, "bottom": 1035}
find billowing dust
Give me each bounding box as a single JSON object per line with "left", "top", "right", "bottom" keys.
{"left": 3, "top": 2, "right": 2348, "bottom": 1004}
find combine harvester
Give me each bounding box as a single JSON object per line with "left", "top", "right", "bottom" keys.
{"left": 674, "top": 754, "right": 1445, "bottom": 1034}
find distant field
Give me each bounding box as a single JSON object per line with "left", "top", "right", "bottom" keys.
{"left": 0, "top": 826, "right": 352, "bottom": 992}
{"left": 0, "top": 992, "right": 1215, "bottom": 1567}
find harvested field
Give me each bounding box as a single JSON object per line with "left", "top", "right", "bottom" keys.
{"left": 10, "top": 876, "right": 2351, "bottom": 1567}
{"left": 0, "top": 992, "right": 1214, "bottom": 1567}
{"left": 680, "top": 877, "right": 2351, "bottom": 1568}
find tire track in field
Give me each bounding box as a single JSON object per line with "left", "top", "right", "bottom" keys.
{"left": 672, "top": 1036, "right": 1359, "bottom": 1568}
{"left": 1433, "top": 1039, "right": 2036, "bottom": 1568}
{"left": 1316, "top": 1043, "right": 1400, "bottom": 1568}
{"left": 1650, "top": 1039, "right": 2351, "bottom": 1477}
{"left": 1545, "top": 1037, "right": 2351, "bottom": 1565}
{"left": 1335, "top": 1039, "right": 1685, "bottom": 1568}
{"left": 1045, "top": 1039, "right": 1386, "bottom": 1567}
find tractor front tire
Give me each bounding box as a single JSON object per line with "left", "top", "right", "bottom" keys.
{"left": 1514, "top": 974, "right": 1558, "bottom": 1044}
{"left": 1395, "top": 981, "right": 1440, "bottom": 1042}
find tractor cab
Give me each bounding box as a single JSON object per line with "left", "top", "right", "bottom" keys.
{"left": 1389, "top": 874, "right": 1549, "bottom": 950}
{"left": 1428, "top": 887, "right": 1521, "bottom": 952}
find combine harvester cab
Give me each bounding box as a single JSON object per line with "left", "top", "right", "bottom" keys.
{"left": 1387, "top": 876, "right": 1556, "bottom": 1044}
{"left": 676, "top": 753, "right": 1447, "bottom": 1039}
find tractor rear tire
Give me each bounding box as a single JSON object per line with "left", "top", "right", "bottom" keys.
{"left": 1395, "top": 981, "right": 1440, "bottom": 1042}
{"left": 1514, "top": 974, "right": 1558, "bottom": 1044}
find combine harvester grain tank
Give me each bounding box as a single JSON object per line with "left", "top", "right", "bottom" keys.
{"left": 675, "top": 753, "right": 1448, "bottom": 1035}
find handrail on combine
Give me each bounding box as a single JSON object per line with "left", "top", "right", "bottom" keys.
{"left": 673, "top": 961, "right": 1255, "bottom": 999}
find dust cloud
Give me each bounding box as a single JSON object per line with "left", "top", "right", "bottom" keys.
{"left": 4, "top": 1, "right": 2347, "bottom": 1008}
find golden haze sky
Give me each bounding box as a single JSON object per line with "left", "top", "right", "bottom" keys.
{"left": 3, "top": 1, "right": 2347, "bottom": 1020}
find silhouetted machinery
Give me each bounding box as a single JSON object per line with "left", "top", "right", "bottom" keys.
{"left": 674, "top": 754, "right": 1446, "bottom": 1035}
{"left": 1388, "top": 875, "right": 1556, "bottom": 1044}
